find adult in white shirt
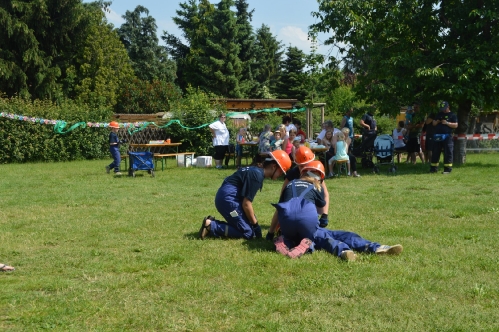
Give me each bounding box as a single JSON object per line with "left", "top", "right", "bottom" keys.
{"left": 317, "top": 120, "right": 341, "bottom": 144}
{"left": 209, "top": 113, "right": 229, "bottom": 169}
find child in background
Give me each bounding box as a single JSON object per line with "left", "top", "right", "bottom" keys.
{"left": 271, "top": 131, "right": 283, "bottom": 151}
{"left": 235, "top": 127, "right": 247, "bottom": 168}
{"left": 291, "top": 136, "right": 302, "bottom": 161}
{"left": 284, "top": 128, "right": 297, "bottom": 157}
{"left": 327, "top": 131, "right": 350, "bottom": 178}
{"left": 105, "top": 121, "right": 123, "bottom": 176}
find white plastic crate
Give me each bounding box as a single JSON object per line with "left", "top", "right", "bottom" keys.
{"left": 196, "top": 156, "right": 212, "bottom": 168}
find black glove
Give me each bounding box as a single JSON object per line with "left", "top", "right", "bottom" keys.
{"left": 252, "top": 223, "right": 262, "bottom": 239}
{"left": 319, "top": 213, "right": 329, "bottom": 228}
{"left": 119, "top": 139, "right": 128, "bottom": 144}
{"left": 265, "top": 232, "right": 275, "bottom": 241}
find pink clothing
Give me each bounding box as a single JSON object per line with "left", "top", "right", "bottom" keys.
{"left": 284, "top": 139, "right": 293, "bottom": 154}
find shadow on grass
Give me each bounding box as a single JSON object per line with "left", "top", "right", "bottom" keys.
{"left": 184, "top": 228, "right": 275, "bottom": 252}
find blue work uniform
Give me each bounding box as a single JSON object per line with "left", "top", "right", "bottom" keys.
{"left": 273, "top": 180, "right": 325, "bottom": 247}
{"left": 108, "top": 132, "right": 121, "bottom": 173}
{"left": 274, "top": 179, "right": 382, "bottom": 256}
{"left": 431, "top": 111, "right": 458, "bottom": 172}
{"left": 209, "top": 166, "right": 264, "bottom": 239}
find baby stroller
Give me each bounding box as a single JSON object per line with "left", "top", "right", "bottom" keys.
{"left": 373, "top": 134, "right": 397, "bottom": 174}
{"left": 353, "top": 131, "right": 377, "bottom": 169}
{"left": 128, "top": 151, "right": 155, "bottom": 177}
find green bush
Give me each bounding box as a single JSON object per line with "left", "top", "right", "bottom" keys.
{"left": 0, "top": 97, "right": 112, "bottom": 163}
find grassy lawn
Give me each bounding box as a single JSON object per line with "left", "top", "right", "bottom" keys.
{"left": 1, "top": 153, "right": 498, "bottom": 331}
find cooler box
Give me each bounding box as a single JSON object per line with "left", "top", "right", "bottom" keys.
{"left": 176, "top": 153, "right": 194, "bottom": 167}
{"left": 196, "top": 156, "right": 212, "bottom": 168}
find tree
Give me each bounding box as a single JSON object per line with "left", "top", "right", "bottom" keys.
{"left": 277, "top": 46, "right": 307, "bottom": 101}
{"left": 163, "top": 0, "right": 215, "bottom": 91}
{"left": 65, "top": 3, "right": 135, "bottom": 108}
{"left": 0, "top": 0, "right": 89, "bottom": 99}
{"left": 234, "top": 0, "right": 260, "bottom": 97}
{"left": 118, "top": 5, "right": 176, "bottom": 83}
{"left": 254, "top": 24, "right": 284, "bottom": 97}
{"left": 312, "top": 0, "right": 499, "bottom": 164}
{"left": 196, "top": 0, "right": 243, "bottom": 97}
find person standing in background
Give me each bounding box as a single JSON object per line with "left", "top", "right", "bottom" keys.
{"left": 209, "top": 113, "right": 230, "bottom": 169}
{"left": 340, "top": 108, "right": 355, "bottom": 152}
{"left": 430, "top": 101, "right": 458, "bottom": 174}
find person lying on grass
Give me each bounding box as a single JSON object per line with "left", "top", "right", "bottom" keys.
{"left": 199, "top": 150, "right": 292, "bottom": 240}
{"left": 272, "top": 161, "right": 403, "bottom": 261}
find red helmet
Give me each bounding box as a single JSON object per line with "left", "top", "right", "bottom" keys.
{"left": 109, "top": 121, "right": 120, "bottom": 129}
{"left": 300, "top": 160, "right": 325, "bottom": 180}
{"left": 294, "top": 146, "right": 315, "bottom": 165}
{"left": 268, "top": 150, "right": 292, "bottom": 174}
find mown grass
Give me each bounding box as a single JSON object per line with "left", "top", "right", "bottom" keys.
{"left": 1, "top": 154, "right": 498, "bottom": 331}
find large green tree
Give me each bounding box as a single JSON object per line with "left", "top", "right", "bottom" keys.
{"left": 277, "top": 46, "right": 307, "bottom": 101}
{"left": 254, "top": 24, "right": 284, "bottom": 97}
{"left": 118, "top": 5, "right": 176, "bottom": 83}
{"left": 0, "top": 0, "right": 89, "bottom": 99}
{"left": 312, "top": 0, "right": 499, "bottom": 163}
{"left": 234, "top": 0, "right": 260, "bottom": 97}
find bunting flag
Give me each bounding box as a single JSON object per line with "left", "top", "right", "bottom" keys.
{"left": 1, "top": 107, "right": 307, "bottom": 135}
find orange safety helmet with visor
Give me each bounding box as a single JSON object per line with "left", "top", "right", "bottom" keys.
{"left": 294, "top": 146, "right": 315, "bottom": 165}
{"left": 267, "top": 150, "right": 292, "bottom": 174}
{"left": 300, "top": 160, "right": 325, "bottom": 180}
{"left": 109, "top": 121, "right": 120, "bottom": 129}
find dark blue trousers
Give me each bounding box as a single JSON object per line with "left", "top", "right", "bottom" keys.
{"left": 108, "top": 148, "right": 121, "bottom": 173}
{"left": 431, "top": 135, "right": 453, "bottom": 171}
{"left": 209, "top": 183, "right": 254, "bottom": 239}
{"left": 313, "top": 228, "right": 380, "bottom": 257}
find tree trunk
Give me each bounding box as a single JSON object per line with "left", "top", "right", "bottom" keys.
{"left": 454, "top": 99, "right": 472, "bottom": 165}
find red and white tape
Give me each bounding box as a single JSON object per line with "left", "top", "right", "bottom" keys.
{"left": 455, "top": 134, "right": 499, "bottom": 140}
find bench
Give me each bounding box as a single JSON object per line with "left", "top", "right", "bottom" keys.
{"left": 154, "top": 152, "right": 195, "bottom": 170}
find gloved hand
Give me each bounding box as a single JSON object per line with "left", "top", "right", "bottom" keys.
{"left": 319, "top": 213, "right": 329, "bottom": 228}
{"left": 119, "top": 139, "right": 128, "bottom": 144}
{"left": 265, "top": 232, "right": 274, "bottom": 241}
{"left": 252, "top": 223, "right": 262, "bottom": 239}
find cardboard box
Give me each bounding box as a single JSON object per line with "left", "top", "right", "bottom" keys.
{"left": 196, "top": 156, "right": 212, "bottom": 168}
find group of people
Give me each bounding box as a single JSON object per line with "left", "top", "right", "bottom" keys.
{"left": 199, "top": 145, "right": 403, "bottom": 261}
{"left": 392, "top": 101, "right": 458, "bottom": 173}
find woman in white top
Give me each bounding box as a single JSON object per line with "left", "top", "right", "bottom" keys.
{"left": 209, "top": 113, "right": 230, "bottom": 169}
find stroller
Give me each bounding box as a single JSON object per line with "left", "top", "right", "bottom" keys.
{"left": 354, "top": 131, "right": 377, "bottom": 169}
{"left": 128, "top": 151, "right": 155, "bottom": 177}
{"left": 373, "top": 134, "right": 397, "bottom": 174}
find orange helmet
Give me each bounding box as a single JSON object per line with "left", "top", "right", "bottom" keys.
{"left": 294, "top": 146, "right": 315, "bottom": 165}
{"left": 109, "top": 121, "right": 120, "bottom": 129}
{"left": 300, "top": 160, "right": 325, "bottom": 180}
{"left": 268, "top": 150, "right": 292, "bottom": 174}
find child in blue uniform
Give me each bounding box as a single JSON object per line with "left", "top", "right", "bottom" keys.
{"left": 105, "top": 121, "right": 123, "bottom": 176}
{"left": 273, "top": 161, "right": 403, "bottom": 260}
{"left": 199, "top": 150, "right": 292, "bottom": 240}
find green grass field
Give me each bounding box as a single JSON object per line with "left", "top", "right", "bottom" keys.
{"left": 1, "top": 154, "right": 498, "bottom": 331}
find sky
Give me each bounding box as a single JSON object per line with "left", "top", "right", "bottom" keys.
{"left": 89, "top": 0, "right": 337, "bottom": 58}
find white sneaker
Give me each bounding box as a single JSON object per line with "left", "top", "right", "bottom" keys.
{"left": 375, "top": 244, "right": 403, "bottom": 255}
{"left": 340, "top": 250, "right": 357, "bottom": 261}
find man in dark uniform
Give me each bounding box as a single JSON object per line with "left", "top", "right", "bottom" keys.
{"left": 430, "top": 101, "right": 458, "bottom": 174}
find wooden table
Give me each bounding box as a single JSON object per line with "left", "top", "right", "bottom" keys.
{"left": 311, "top": 147, "right": 329, "bottom": 163}
{"left": 129, "top": 143, "right": 181, "bottom": 154}
{"left": 239, "top": 142, "right": 259, "bottom": 160}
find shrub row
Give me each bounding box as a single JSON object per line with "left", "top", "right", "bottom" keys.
{"left": 0, "top": 97, "right": 112, "bottom": 163}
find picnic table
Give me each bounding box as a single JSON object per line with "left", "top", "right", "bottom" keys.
{"left": 129, "top": 143, "right": 193, "bottom": 170}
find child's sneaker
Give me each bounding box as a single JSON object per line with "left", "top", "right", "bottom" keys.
{"left": 287, "top": 238, "right": 312, "bottom": 259}
{"left": 114, "top": 172, "right": 122, "bottom": 176}
{"left": 105, "top": 166, "right": 110, "bottom": 174}
{"left": 340, "top": 250, "right": 357, "bottom": 261}
{"left": 326, "top": 172, "right": 334, "bottom": 179}
{"left": 375, "top": 244, "right": 403, "bottom": 255}
{"left": 274, "top": 235, "right": 290, "bottom": 256}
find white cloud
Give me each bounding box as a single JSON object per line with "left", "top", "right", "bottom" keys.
{"left": 279, "top": 26, "right": 313, "bottom": 52}
{"left": 105, "top": 8, "right": 125, "bottom": 27}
